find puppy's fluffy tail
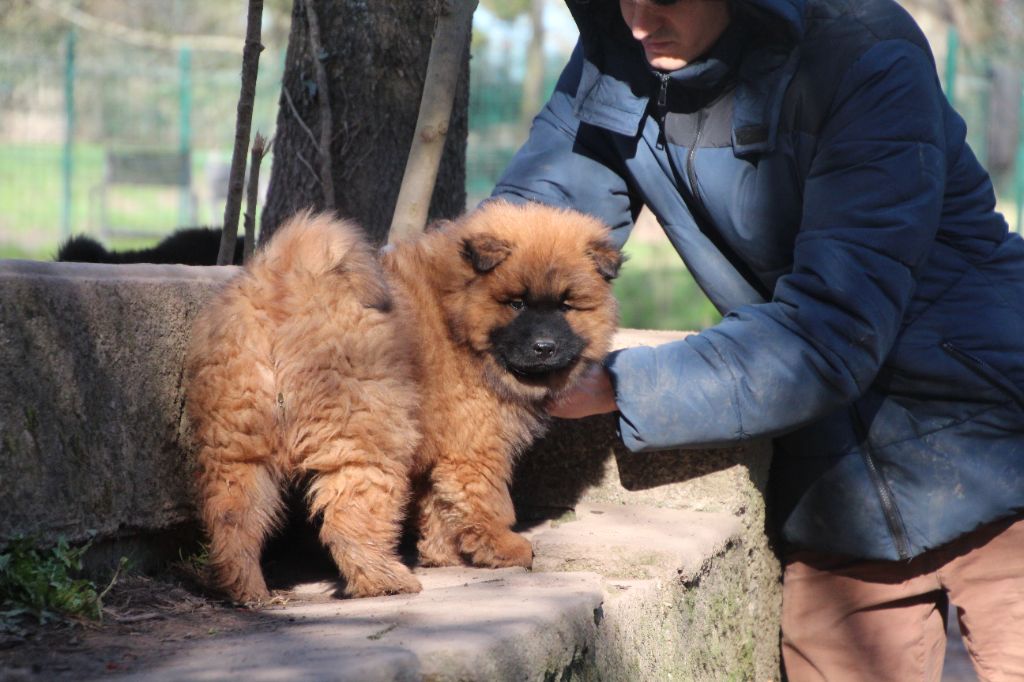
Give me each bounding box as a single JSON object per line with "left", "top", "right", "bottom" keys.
{"left": 253, "top": 210, "right": 390, "bottom": 309}
{"left": 257, "top": 211, "right": 366, "bottom": 275}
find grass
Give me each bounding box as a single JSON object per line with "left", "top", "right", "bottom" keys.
{"left": 615, "top": 239, "right": 721, "bottom": 332}
{"left": 0, "top": 142, "right": 224, "bottom": 260}
{"left": 0, "top": 537, "right": 125, "bottom": 627}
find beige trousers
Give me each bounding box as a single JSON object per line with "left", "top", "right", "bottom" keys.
{"left": 782, "top": 515, "right": 1024, "bottom": 682}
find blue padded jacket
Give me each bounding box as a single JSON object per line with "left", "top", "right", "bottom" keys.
{"left": 492, "top": 0, "right": 1024, "bottom": 560}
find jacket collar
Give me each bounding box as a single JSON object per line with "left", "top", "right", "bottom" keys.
{"left": 565, "top": 0, "right": 807, "bottom": 156}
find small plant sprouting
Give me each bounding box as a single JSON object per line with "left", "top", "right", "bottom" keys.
{"left": 0, "top": 536, "right": 126, "bottom": 627}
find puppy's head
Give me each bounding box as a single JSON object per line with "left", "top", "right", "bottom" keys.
{"left": 443, "top": 201, "right": 621, "bottom": 403}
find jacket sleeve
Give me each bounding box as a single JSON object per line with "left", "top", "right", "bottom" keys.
{"left": 608, "top": 39, "right": 949, "bottom": 451}
{"left": 490, "top": 42, "right": 639, "bottom": 247}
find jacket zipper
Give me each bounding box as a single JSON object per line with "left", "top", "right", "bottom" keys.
{"left": 687, "top": 108, "right": 708, "bottom": 219}
{"left": 850, "top": 405, "right": 912, "bottom": 559}
{"left": 656, "top": 73, "right": 670, "bottom": 149}
{"left": 861, "top": 445, "right": 912, "bottom": 559}
{"left": 941, "top": 341, "right": 1024, "bottom": 411}
{"left": 655, "top": 71, "right": 710, "bottom": 220}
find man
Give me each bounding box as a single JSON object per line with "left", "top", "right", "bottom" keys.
{"left": 490, "top": 0, "right": 1024, "bottom": 679}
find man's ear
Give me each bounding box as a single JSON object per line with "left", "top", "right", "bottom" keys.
{"left": 461, "top": 234, "right": 512, "bottom": 273}
{"left": 588, "top": 240, "right": 624, "bottom": 280}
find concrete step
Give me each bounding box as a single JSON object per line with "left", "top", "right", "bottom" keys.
{"left": 106, "top": 503, "right": 754, "bottom": 682}
{"left": 119, "top": 568, "right": 604, "bottom": 682}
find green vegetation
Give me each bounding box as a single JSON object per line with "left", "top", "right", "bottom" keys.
{"left": 0, "top": 142, "right": 222, "bottom": 259}
{"left": 615, "top": 240, "right": 721, "bottom": 332}
{"left": 0, "top": 536, "right": 123, "bottom": 626}
{"left": 175, "top": 543, "right": 210, "bottom": 584}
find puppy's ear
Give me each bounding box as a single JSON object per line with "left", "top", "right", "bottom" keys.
{"left": 588, "top": 240, "right": 624, "bottom": 280}
{"left": 461, "top": 234, "right": 512, "bottom": 273}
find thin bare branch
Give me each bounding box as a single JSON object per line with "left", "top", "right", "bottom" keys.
{"left": 282, "top": 86, "right": 322, "bottom": 154}
{"left": 219, "top": 0, "right": 265, "bottom": 266}
{"left": 296, "top": 151, "right": 323, "bottom": 187}
{"left": 302, "top": 0, "right": 336, "bottom": 209}
{"left": 31, "top": 0, "right": 241, "bottom": 52}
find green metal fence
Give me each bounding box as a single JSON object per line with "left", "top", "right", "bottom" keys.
{"left": 0, "top": 25, "right": 1021, "bottom": 261}
{"left": 0, "top": 28, "right": 286, "bottom": 257}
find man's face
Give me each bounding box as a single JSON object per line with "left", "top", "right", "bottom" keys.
{"left": 619, "top": 0, "right": 732, "bottom": 72}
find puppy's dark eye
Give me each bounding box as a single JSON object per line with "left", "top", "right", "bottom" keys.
{"left": 508, "top": 299, "right": 525, "bottom": 311}
{"left": 559, "top": 301, "right": 573, "bottom": 312}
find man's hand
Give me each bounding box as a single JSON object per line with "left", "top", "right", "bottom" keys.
{"left": 547, "top": 363, "right": 618, "bottom": 419}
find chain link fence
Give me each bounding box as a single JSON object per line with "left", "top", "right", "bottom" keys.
{"left": 943, "top": 28, "right": 1024, "bottom": 234}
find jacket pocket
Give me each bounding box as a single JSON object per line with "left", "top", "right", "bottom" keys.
{"left": 941, "top": 341, "right": 1024, "bottom": 412}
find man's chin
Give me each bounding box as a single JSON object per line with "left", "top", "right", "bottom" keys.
{"left": 646, "top": 53, "right": 687, "bottom": 72}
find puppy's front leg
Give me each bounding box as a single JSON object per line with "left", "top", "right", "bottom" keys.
{"left": 429, "top": 455, "right": 533, "bottom": 569}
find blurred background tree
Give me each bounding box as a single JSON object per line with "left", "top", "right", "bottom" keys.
{"left": 259, "top": 0, "right": 468, "bottom": 243}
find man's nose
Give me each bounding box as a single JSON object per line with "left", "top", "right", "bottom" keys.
{"left": 629, "top": 5, "right": 657, "bottom": 40}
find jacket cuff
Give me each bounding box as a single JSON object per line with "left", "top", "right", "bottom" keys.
{"left": 605, "top": 346, "right": 661, "bottom": 452}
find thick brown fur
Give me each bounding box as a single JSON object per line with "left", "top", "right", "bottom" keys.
{"left": 185, "top": 201, "right": 620, "bottom": 603}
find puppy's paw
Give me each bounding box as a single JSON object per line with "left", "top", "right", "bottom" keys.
{"left": 216, "top": 565, "right": 271, "bottom": 605}
{"left": 225, "top": 580, "right": 271, "bottom": 606}
{"left": 466, "top": 530, "right": 534, "bottom": 569}
{"left": 345, "top": 561, "right": 422, "bottom": 598}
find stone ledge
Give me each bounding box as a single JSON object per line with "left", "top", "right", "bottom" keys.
{"left": 532, "top": 503, "right": 739, "bottom": 581}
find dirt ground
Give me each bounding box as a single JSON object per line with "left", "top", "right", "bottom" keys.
{"left": 2, "top": 574, "right": 245, "bottom": 679}
{"left": 0, "top": 541, "right": 346, "bottom": 680}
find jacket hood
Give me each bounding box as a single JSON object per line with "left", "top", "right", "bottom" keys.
{"left": 564, "top": 0, "right": 806, "bottom": 155}
{"left": 743, "top": 0, "right": 806, "bottom": 41}
{"left": 564, "top": 0, "right": 806, "bottom": 43}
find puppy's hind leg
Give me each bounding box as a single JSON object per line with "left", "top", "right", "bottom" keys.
{"left": 308, "top": 460, "right": 422, "bottom": 598}
{"left": 201, "top": 459, "right": 283, "bottom": 604}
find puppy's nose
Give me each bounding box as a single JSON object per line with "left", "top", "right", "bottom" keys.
{"left": 533, "top": 339, "right": 556, "bottom": 358}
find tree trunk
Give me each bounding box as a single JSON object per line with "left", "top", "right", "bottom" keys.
{"left": 261, "top": 0, "right": 468, "bottom": 246}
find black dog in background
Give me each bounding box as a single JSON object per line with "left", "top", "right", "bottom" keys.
{"left": 56, "top": 227, "right": 244, "bottom": 266}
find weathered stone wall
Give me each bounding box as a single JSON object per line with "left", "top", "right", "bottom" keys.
{"left": 0, "top": 261, "right": 235, "bottom": 545}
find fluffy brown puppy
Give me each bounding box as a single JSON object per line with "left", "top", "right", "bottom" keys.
{"left": 391, "top": 201, "right": 621, "bottom": 569}
{"left": 186, "top": 214, "right": 422, "bottom": 603}
{"left": 185, "top": 201, "right": 620, "bottom": 603}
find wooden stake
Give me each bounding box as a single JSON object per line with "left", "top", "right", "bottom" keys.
{"left": 243, "top": 132, "right": 271, "bottom": 264}
{"left": 388, "top": 0, "right": 478, "bottom": 243}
